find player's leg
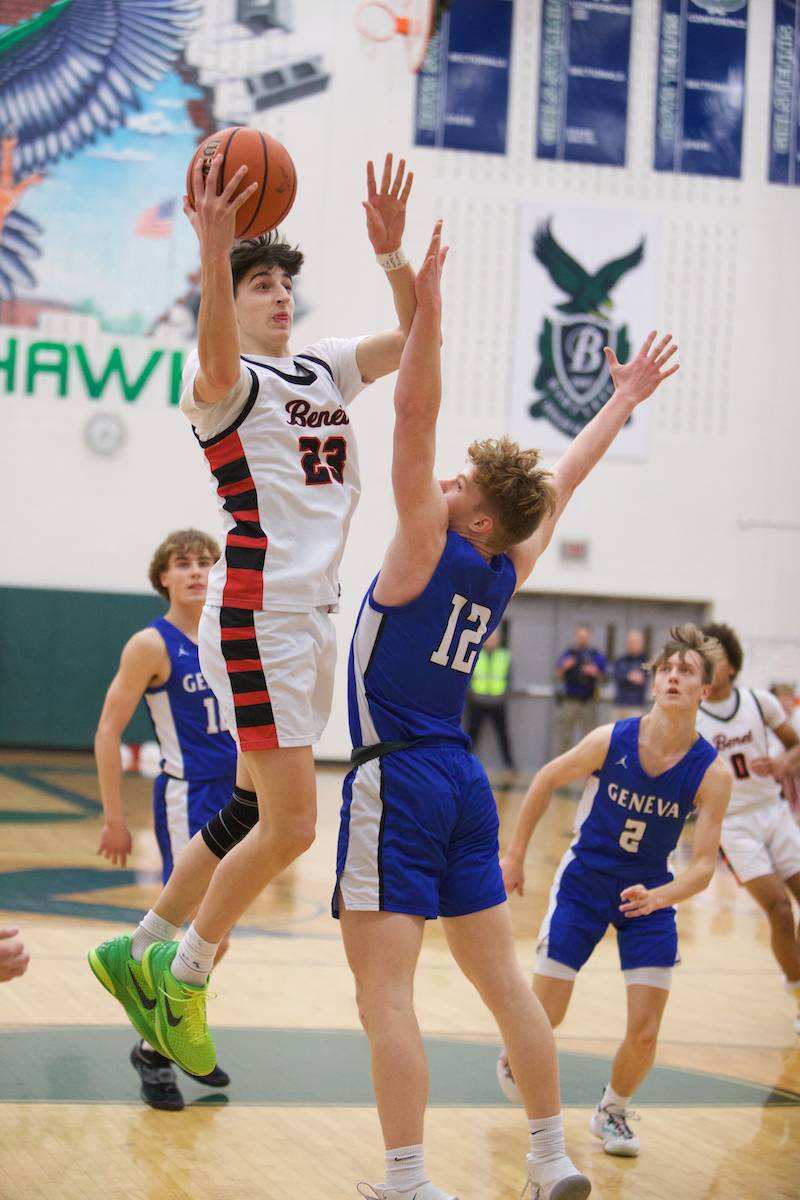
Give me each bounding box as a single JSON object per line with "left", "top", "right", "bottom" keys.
{"left": 743, "top": 873, "right": 800, "bottom": 980}
{"left": 533, "top": 972, "right": 575, "bottom": 1029}
{"left": 588, "top": 978, "right": 670, "bottom": 1158}
{"left": 443, "top": 905, "right": 590, "bottom": 1200}
{"left": 340, "top": 904, "right": 433, "bottom": 1192}
{"left": 442, "top": 757, "right": 590, "bottom": 1200}
{"left": 760, "top": 802, "right": 800, "bottom": 1029}
{"left": 783, "top": 872, "right": 800, "bottom": 1031}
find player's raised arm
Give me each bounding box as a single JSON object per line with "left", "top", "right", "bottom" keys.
{"left": 509, "top": 331, "right": 679, "bottom": 588}
{"left": 183, "top": 154, "right": 258, "bottom": 405}
{"left": 94, "top": 631, "right": 168, "bottom": 867}
{"left": 501, "top": 725, "right": 612, "bottom": 896}
{"left": 619, "top": 756, "right": 732, "bottom": 917}
{"left": 356, "top": 153, "right": 417, "bottom": 381}
{"left": 375, "top": 222, "right": 449, "bottom": 593}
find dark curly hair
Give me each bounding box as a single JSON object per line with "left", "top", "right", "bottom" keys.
{"left": 230, "top": 231, "right": 303, "bottom": 295}
{"left": 702, "top": 622, "right": 743, "bottom": 676}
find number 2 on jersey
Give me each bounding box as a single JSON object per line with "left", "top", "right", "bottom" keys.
{"left": 619, "top": 818, "right": 646, "bottom": 854}
{"left": 430, "top": 593, "right": 492, "bottom": 674}
{"left": 299, "top": 436, "right": 346, "bottom": 484}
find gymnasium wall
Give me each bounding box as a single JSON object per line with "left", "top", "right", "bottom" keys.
{"left": 1, "top": 1, "right": 798, "bottom": 756}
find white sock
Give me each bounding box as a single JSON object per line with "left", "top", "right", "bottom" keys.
{"left": 601, "top": 1082, "right": 631, "bottom": 1111}
{"left": 785, "top": 977, "right": 800, "bottom": 999}
{"left": 131, "top": 910, "right": 180, "bottom": 961}
{"left": 527, "top": 1115, "right": 566, "bottom": 1166}
{"left": 384, "top": 1144, "right": 427, "bottom": 1192}
{"left": 172, "top": 922, "right": 218, "bottom": 986}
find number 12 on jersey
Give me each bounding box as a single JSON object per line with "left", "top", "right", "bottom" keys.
{"left": 431, "top": 593, "right": 492, "bottom": 674}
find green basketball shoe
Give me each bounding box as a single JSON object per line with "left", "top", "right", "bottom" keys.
{"left": 88, "top": 934, "right": 163, "bottom": 1052}
{"left": 143, "top": 940, "right": 217, "bottom": 1077}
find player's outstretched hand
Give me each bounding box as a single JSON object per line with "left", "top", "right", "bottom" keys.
{"left": 414, "top": 220, "right": 448, "bottom": 309}
{"left": 98, "top": 820, "right": 133, "bottom": 868}
{"left": 501, "top": 854, "right": 525, "bottom": 897}
{"left": 0, "top": 927, "right": 30, "bottom": 982}
{"left": 604, "top": 330, "right": 679, "bottom": 406}
{"left": 619, "top": 883, "right": 662, "bottom": 918}
{"left": 183, "top": 154, "right": 259, "bottom": 255}
{"left": 363, "top": 153, "right": 413, "bottom": 255}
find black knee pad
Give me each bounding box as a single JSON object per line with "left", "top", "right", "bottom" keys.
{"left": 202, "top": 787, "right": 259, "bottom": 858}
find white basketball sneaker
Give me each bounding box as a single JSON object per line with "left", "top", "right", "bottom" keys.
{"left": 589, "top": 1102, "right": 641, "bottom": 1156}
{"left": 496, "top": 1047, "right": 522, "bottom": 1103}
{"left": 356, "top": 1182, "right": 457, "bottom": 1200}
{"left": 524, "top": 1154, "right": 592, "bottom": 1200}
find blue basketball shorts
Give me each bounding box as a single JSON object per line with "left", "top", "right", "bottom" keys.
{"left": 153, "top": 773, "right": 235, "bottom": 883}
{"left": 333, "top": 745, "right": 506, "bottom": 920}
{"left": 537, "top": 849, "right": 678, "bottom": 972}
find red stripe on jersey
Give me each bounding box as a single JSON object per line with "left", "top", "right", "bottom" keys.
{"left": 233, "top": 690, "right": 271, "bottom": 706}
{"left": 229, "top": 509, "right": 260, "bottom": 522}
{"left": 218, "top": 477, "right": 256, "bottom": 498}
{"left": 204, "top": 431, "right": 248, "bottom": 471}
{"left": 225, "top": 658, "right": 264, "bottom": 672}
{"left": 220, "top": 625, "right": 257, "bottom": 641}
{"left": 227, "top": 533, "right": 268, "bottom": 549}
{"left": 222, "top": 566, "right": 263, "bottom": 609}
{"left": 239, "top": 723, "right": 280, "bottom": 751}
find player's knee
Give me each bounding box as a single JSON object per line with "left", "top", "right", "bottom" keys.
{"left": 626, "top": 1023, "right": 660, "bottom": 1055}
{"left": 201, "top": 786, "right": 259, "bottom": 859}
{"left": 763, "top": 893, "right": 794, "bottom": 930}
{"left": 475, "top": 967, "right": 525, "bottom": 1014}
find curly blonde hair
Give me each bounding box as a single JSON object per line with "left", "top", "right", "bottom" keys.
{"left": 148, "top": 529, "right": 220, "bottom": 600}
{"left": 647, "top": 624, "right": 723, "bottom": 685}
{"left": 467, "top": 438, "right": 557, "bottom": 549}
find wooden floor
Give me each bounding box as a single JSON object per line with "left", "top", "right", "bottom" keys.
{"left": 1, "top": 750, "right": 798, "bottom": 1200}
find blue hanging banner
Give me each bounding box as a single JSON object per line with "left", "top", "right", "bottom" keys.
{"left": 769, "top": 0, "right": 800, "bottom": 184}
{"left": 414, "top": 0, "right": 513, "bottom": 155}
{"left": 536, "top": 0, "right": 633, "bottom": 166}
{"left": 655, "top": 0, "right": 749, "bottom": 179}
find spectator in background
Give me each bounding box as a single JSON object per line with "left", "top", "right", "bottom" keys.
{"left": 0, "top": 927, "right": 29, "bottom": 981}
{"left": 771, "top": 684, "right": 800, "bottom": 734}
{"left": 555, "top": 623, "right": 606, "bottom": 755}
{"left": 613, "top": 629, "right": 649, "bottom": 720}
{"left": 466, "top": 626, "right": 515, "bottom": 776}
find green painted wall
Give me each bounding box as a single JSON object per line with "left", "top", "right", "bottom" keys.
{"left": 0, "top": 586, "right": 164, "bottom": 749}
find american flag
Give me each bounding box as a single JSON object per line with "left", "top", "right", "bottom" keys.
{"left": 134, "top": 198, "right": 175, "bottom": 238}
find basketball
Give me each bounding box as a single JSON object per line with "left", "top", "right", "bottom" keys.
{"left": 186, "top": 126, "right": 297, "bottom": 239}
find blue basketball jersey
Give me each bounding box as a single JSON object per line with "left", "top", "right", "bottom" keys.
{"left": 144, "top": 617, "right": 237, "bottom": 781}
{"left": 571, "top": 717, "right": 717, "bottom": 879}
{"left": 348, "top": 531, "right": 517, "bottom": 747}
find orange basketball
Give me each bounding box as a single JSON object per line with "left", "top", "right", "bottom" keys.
{"left": 186, "top": 126, "right": 297, "bottom": 239}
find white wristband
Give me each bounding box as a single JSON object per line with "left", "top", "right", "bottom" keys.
{"left": 376, "top": 246, "right": 408, "bottom": 271}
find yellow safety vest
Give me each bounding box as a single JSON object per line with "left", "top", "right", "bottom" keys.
{"left": 471, "top": 648, "right": 511, "bottom": 697}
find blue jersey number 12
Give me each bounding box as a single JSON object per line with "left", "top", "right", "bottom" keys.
{"left": 430, "top": 593, "right": 492, "bottom": 674}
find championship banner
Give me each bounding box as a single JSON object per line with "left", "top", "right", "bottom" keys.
{"left": 655, "top": 0, "right": 748, "bottom": 179}
{"left": 510, "top": 205, "right": 658, "bottom": 462}
{"left": 769, "top": 0, "right": 800, "bottom": 185}
{"left": 414, "top": 0, "right": 513, "bottom": 154}
{"left": 536, "top": 0, "right": 633, "bottom": 167}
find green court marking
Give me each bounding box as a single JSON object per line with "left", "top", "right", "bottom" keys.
{"left": 0, "top": 764, "right": 101, "bottom": 823}
{"left": 0, "top": 867, "right": 329, "bottom": 934}
{"left": 1, "top": 1027, "right": 797, "bottom": 1108}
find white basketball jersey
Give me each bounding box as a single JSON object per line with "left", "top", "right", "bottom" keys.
{"left": 696, "top": 688, "right": 785, "bottom": 815}
{"left": 181, "top": 337, "right": 366, "bottom": 611}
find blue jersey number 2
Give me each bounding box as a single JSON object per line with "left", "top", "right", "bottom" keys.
{"left": 430, "top": 593, "right": 492, "bottom": 674}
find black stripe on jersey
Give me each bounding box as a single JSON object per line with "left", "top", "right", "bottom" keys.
{"left": 699, "top": 688, "right": 741, "bottom": 722}
{"left": 227, "top": 669, "right": 268, "bottom": 695}
{"left": 240, "top": 356, "right": 318, "bottom": 386}
{"left": 225, "top": 544, "right": 267, "bottom": 573}
{"left": 364, "top": 610, "right": 387, "bottom": 682}
{"left": 236, "top": 701, "right": 276, "bottom": 729}
{"left": 221, "top": 637, "right": 260, "bottom": 661}
{"left": 296, "top": 353, "right": 334, "bottom": 382}
{"left": 222, "top": 490, "right": 258, "bottom": 516}
{"left": 377, "top": 761, "right": 386, "bottom": 911}
{"left": 195, "top": 369, "right": 259, "bottom": 448}
{"left": 220, "top": 607, "right": 256, "bottom": 629}
{"left": 214, "top": 455, "right": 252, "bottom": 488}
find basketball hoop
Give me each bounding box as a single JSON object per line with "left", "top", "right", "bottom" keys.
{"left": 355, "top": 0, "right": 438, "bottom": 74}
